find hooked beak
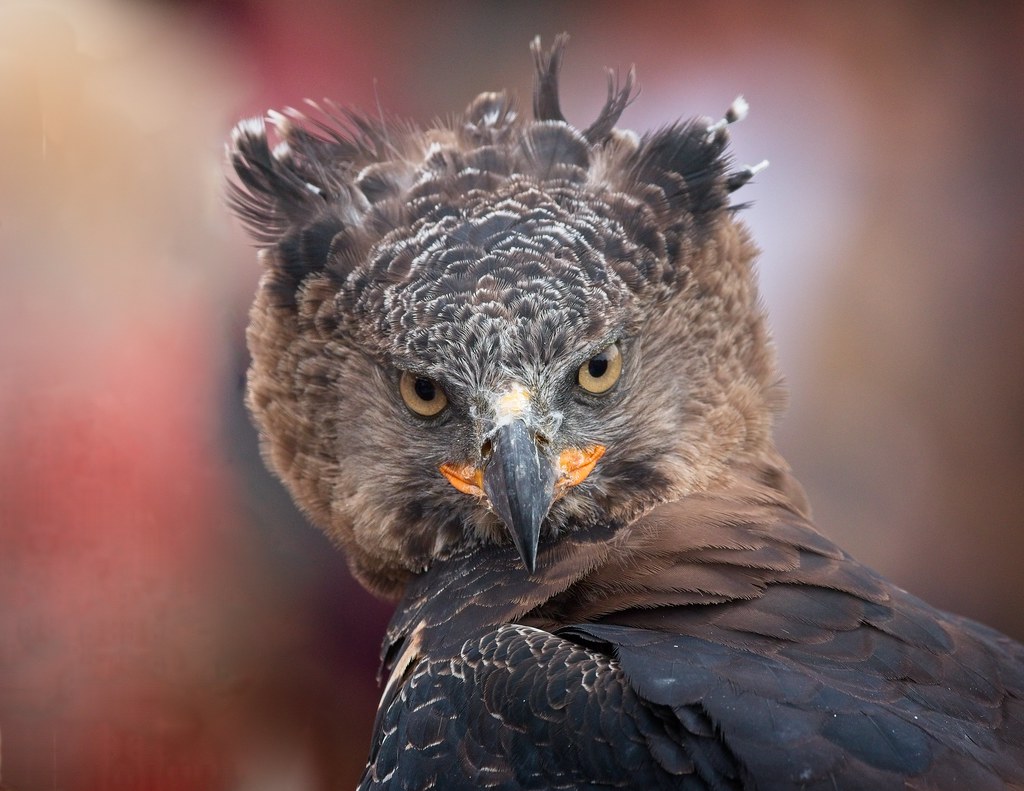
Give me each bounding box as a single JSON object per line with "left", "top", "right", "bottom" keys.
{"left": 480, "top": 420, "right": 557, "bottom": 574}
{"left": 440, "top": 418, "right": 605, "bottom": 573}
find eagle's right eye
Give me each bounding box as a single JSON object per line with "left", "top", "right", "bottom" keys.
{"left": 400, "top": 372, "right": 448, "bottom": 417}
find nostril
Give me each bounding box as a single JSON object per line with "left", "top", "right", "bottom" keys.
{"left": 480, "top": 438, "right": 493, "bottom": 459}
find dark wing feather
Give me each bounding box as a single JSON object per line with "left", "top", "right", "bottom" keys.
{"left": 362, "top": 624, "right": 742, "bottom": 790}
{"left": 566, "top": 614, "right": 1024, "bottom": 790}
{"left": 559, "top": 498, "right": 1024, "bottom": 788}
{"left": 371, "top": 471, "right": 1024, "bottom": 789}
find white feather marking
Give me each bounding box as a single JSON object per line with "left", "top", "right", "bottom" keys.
{"left": 231, "top": 116, "right": 265, "bottom": 143}
{"left": 266, "top": 108, "right": 289, "bottom": 130}
{"left": 727, "top": 95, "right": 749, "bottom": 123}
{"left": 706, "top": 95, "right": 750, "bottom": 140}
{"left": 492, "top": 383, "right": 531, "bottom": 427}
{"left": 705, "top": 119, "right": 727, "bottom": 139}
{"left": 265, "top": 110, "right": 293, "bottom": 152}
{"left": 381, "top": 625, "right": 424, "bottom": 703}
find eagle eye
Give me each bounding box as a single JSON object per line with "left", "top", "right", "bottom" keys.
{"left": 577, "top": 343, "right": 622, "bottom": 394}
{"left": 400, "top": 372, "right": 448, "bottom": 417}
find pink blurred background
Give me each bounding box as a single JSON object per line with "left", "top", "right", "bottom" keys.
{"left": 1, "top": 1, "right": 1022, "bottom": 788}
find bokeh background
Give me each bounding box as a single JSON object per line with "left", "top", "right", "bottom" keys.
{"left": 1, "top": 1, "right": 1022, "bottom": 788}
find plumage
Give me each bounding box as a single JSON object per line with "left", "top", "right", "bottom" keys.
{"left": 228, "top": 36, "right": 1024, "bottom": 790}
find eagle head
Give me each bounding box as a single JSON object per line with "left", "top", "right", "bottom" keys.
{"left": 229, "top": 36, "right": 779, "bottom": 598}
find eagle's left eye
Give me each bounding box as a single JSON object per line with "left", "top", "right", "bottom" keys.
{"left": 578, "top": 343, "right": 622, "bottom": 394}
{"left": 400, "top": 372, "right": 448, "bottom": 417}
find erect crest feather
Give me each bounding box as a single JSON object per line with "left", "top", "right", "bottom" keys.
{"left": 227, "top": 35, "right": 764, "bottom": 311}
{"left": 529, "top": 33, "right": 638, "bottom": 144}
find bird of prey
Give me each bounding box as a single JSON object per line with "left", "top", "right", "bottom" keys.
{"left": 228, "top": 36, "right": 1024, "bottom": 790}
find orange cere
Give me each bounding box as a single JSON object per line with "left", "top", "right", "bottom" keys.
{"left": 439, "top": 462, "right": 484, "bottom": 496}
{"left": 557, "top": 445, "right": 605, "bottom": 488}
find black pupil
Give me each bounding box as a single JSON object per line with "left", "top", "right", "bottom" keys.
{"left": 587, "top": 354, "right": 609, "bottom": 379}
{"left": 414, "top": 377, "right": 436, "bottom": 401}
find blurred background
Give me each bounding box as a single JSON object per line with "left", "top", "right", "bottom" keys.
{"left": 1, "top": 0, "right": 1022, "bottom": 788}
